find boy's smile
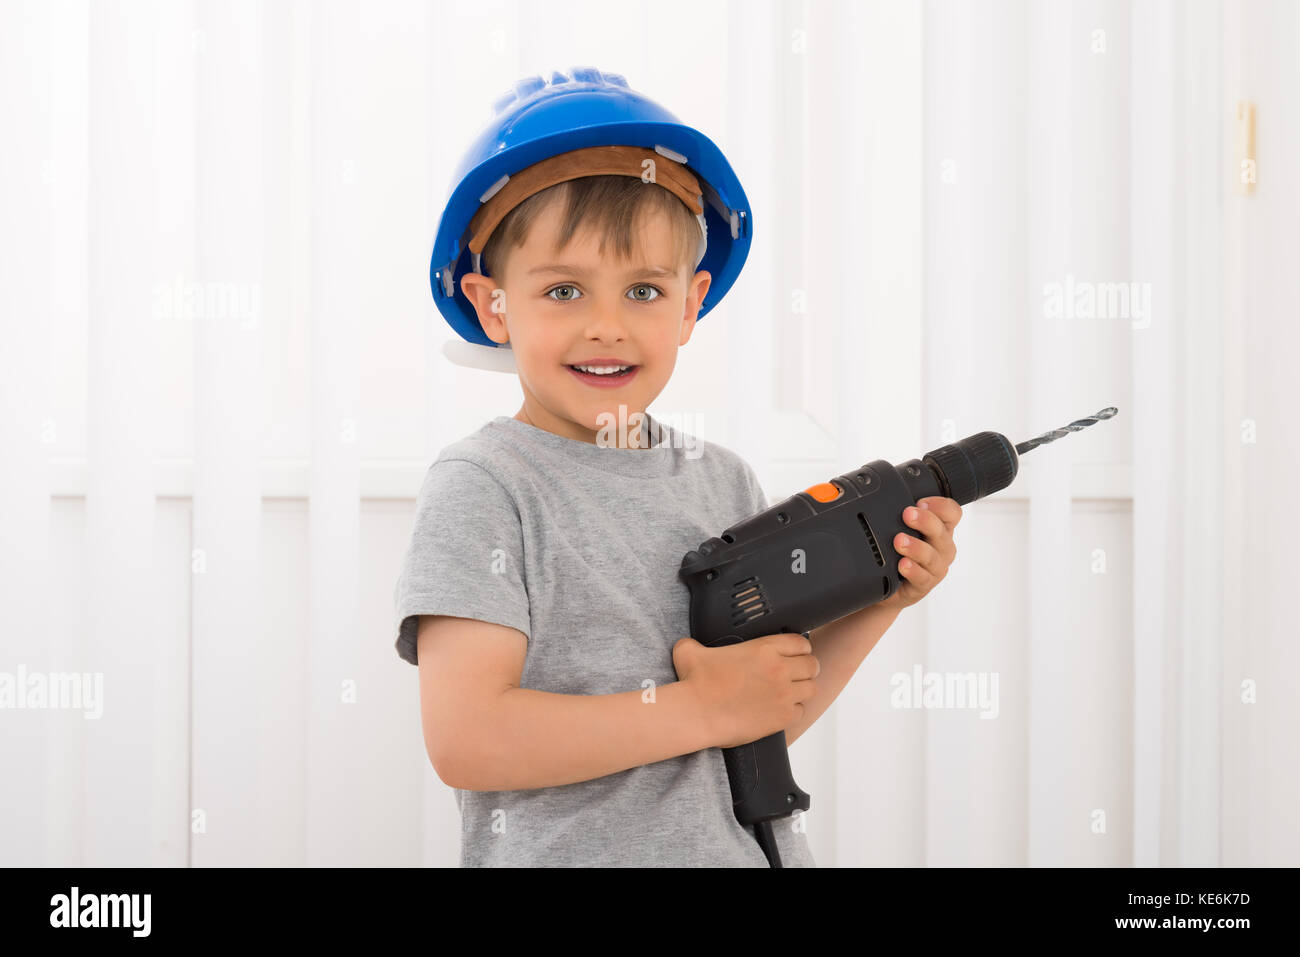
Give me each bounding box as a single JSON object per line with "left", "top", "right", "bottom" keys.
{"left": 565, "top": 362, "right": 640, "bottom": 388}
{"left": 459, "top": 193, "right": 711, "bottom": 446}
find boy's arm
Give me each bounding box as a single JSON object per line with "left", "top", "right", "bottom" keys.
{"left": 419, "top": 615, "right": 714, "bottom": 791}
{"left": 783, "top": 602, "right": 903, "bottom": 747}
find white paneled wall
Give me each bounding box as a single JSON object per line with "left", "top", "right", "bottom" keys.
{"left": 0, "top": 0, "right": 55, "bottom": 866}
{"left": 191, "top": 0, "right": 265, "bottom": 867}
{"left": 1, "top": 0, "right": 1296, "bottom": 868}
{"left": 1129, "top": 0, "right": 1179, "bottom": 869}
{"left": 83, "top": 0, "right": 164, "bottom": 866}
{"left": 1220, "top": 0, "right": 1300, "bottom": 868}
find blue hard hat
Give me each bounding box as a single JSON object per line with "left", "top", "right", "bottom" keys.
{"left": 430, "top": 66, "right": 752, "bottom": 370}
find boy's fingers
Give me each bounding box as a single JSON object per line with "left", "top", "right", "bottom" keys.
{"left": 895, "top": 531, "right": 940, "bottom": 572}
{"left": 918, "top": 496, "right": 963, "bottom": 528}
{"left": 772, "top": 632, "right": 813, "bottom": 655}
{"left": 904, "top": 504, "right": 947, "bottom": 540}
{"left": 899, "top": 555, "right": 936, "bottom": 589}
{"left": 903, "top": 506, "right": 957, "bottom": 566}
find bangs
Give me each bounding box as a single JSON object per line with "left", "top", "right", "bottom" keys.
{"left": 481, "top": 174, "right": 701, "bottom": 281}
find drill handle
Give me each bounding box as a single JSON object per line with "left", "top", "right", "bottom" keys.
{"left": 702, "top": 633, "right": 811, "bottom": 828}
{"left": 720, "top": 730, "right": 811, "bottom": 827}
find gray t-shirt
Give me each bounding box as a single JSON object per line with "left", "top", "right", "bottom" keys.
{"left": 393, "top": 412, "right": 817, "bottom": 867}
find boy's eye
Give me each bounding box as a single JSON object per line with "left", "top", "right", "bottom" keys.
{"left": 546, "top": 284, "right": 582, "bottom": 302}
{"left": 628, "top": 284, "right": 662, "bottom": 303}
{"left": 544, "top": 284, "right": 664, "bottom": 303}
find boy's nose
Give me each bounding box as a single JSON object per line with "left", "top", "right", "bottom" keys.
{"left": 583, "top": 310, "right": 628, "bottom": 341}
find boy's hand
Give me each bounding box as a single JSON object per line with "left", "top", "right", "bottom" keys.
{"left": 875, "top": 496, "right": 962, "bottom": 613}
{"left": 672, "top": 632, "right": 819, "bottom": 750}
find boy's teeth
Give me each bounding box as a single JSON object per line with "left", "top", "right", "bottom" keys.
{"left": 573, "top": 364, "right": 631, "bottom": 375}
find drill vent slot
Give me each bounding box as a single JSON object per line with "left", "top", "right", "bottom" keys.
{"left": 731, "top": 576, "right": 771, "bottom": 624}
{"left": 857, "top": 513, "right": 885, "bottom": 567}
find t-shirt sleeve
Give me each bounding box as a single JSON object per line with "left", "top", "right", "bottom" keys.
{"left": 393, "top": 458, "right": 531, "bottom": 666}
{"left": 739, "top": 458, "right": 769, "bottom": 513}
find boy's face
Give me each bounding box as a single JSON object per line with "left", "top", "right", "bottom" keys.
{"left": 460, "top": 196, "right": 711, "bottom": 446}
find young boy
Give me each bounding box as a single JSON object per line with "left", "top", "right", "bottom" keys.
{"left": 394, "top": 70, "right": 961, "bottom": 867}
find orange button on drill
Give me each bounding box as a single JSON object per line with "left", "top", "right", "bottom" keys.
{"left": 803, "top": 481, "right": 842, "bottom": 503}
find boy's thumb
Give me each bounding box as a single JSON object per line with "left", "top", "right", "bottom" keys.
{"left": 672, "top": 636, "right": 699, "bottom": 664}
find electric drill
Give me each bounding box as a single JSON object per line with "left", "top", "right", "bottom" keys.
{"left": 677, "top": 407, "right": 1118, "bottom": 868}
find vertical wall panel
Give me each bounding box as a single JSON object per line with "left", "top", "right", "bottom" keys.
{"left": 306, "top": 0, "right": 363, "bottom": 865}
{"left": 83, "top": 0, "right": 160, "bottom": 865}
{"left": 1221, "top": 0, "right": 1298, "bottom": 866}
{"left": 1056, "top": 0, "right": 1133, "bottom": 867}
{"left": 0, "top": 0, "right": 54, "bottom": 867}
{"left": 1175, "top": 0, "right": 1224, "bottom": 868}
{"left": 1024, "top": 0, "right": 1075, "bottom": 865}
{"left": 41, "top": 0, "right": 91, "bottom": 868}
{"left": 1219, "top": 0, "right": 1250, "bottom": 869}
{"left": 150, "top": 0, "right": 197, "bottom": 867}
{"left": 1128, "top": 0, "right": 1176, "bottom": 868}
{"left": 725, "top": 0, "right": 778, "bottom": 479}
{"left": 249, "top": 0, "right": 311, "bottom": 866}
{"left": 191, "top": 0, "right": 267, "bottom": 865}
{"left": 350, "top": 0, "right": 432, "bottom": 865}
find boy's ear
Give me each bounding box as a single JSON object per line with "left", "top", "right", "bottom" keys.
{"left": 458, "top": 273, "right": 510, "bottom": 345}
{"left": 679, "top": 270, "right": 712, "bottom": 346}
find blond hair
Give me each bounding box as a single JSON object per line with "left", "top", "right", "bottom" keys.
{"left": 480, "top": 174, "right": 701, "bottom": 283}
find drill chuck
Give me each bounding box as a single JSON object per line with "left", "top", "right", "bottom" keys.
{"left": 921, "top": 432, "right": 1020, "bottom": 507}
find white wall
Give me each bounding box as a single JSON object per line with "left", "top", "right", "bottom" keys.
{"left": 1219, "top": 0, "right": 1300, "bottom": 868}
{"left": 0, "top": 0, "right": 1295, "bottom": 867}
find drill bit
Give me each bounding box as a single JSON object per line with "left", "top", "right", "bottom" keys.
{"left": 1014, "top": 407, "right": 1118, "bottom": 455}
